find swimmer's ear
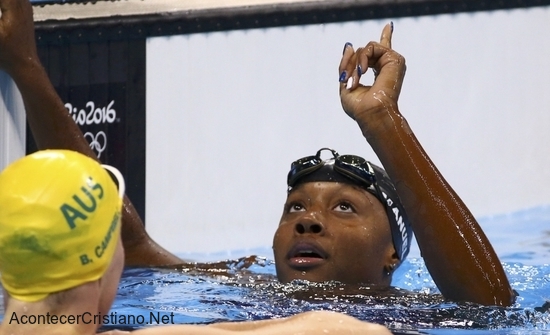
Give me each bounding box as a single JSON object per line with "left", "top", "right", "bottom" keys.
{"left": 384, "top": 251, "right": 400, "bottom": 276}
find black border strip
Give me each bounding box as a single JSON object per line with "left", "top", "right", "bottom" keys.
{"left": 35, "top": 0, "right": 550, "bottom": 45}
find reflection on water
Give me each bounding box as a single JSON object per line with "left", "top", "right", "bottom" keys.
{"left": 109, "top": 205, "right": 550, "bottom": 334}
{"left": 109, "top": 257, "right": 550, "bottom": 333}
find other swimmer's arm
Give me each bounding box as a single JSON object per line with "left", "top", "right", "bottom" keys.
{"left": 339, "top": 24, "right": 515, "bottom": 306}
{"left": 0, "top": 0, "right": 182, "bottom": 266}
{"left": 97, "top": 311, "right": 392, "bottom": 334}
{"left": 206, "top": 310, "right": 392, "bottom": 333}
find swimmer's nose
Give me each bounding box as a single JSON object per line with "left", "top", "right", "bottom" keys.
{"left": 295, "top": 220, "right": 325, "bottom": 235}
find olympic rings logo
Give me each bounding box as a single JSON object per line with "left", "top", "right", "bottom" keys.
{"left": 84, "top": 131, "right": 107, "bottom": 158}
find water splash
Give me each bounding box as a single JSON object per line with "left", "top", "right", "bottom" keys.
{"left": 108, "top": 256, "right": 550, "bottom": 333}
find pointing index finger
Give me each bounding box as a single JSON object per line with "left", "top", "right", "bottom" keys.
{"left": 379, "top": 22, "right": 393, "bottom": 49}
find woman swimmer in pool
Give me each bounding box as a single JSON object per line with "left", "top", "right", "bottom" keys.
{"left": 0, "top": 0, "right": 515, "bottom": 308}
{"left": 274, "top": 24, "right": 514, "bottom": 306}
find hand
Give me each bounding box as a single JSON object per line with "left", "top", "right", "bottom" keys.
{"left": 0, "top": 0, "right": 39, "bottom": 75}
{"left": 338, "top": 23, "right": 406, "bottom": 126}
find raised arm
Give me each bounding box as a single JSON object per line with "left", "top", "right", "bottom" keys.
{"left": 0, "top": 0, "right": 182, "bottom": 266}
{"left": 338, "top": 24, "right": 515, "bottom": 306}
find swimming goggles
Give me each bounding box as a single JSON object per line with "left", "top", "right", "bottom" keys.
{"left": 287, "top": 148, "right": 376, "bottom": 190}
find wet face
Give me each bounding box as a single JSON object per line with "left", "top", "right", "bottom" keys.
{"left": 273, "top": 182, "right": 397, "bottom": 285}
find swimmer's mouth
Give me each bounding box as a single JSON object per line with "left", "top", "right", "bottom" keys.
{"left": 287, "top": 242, "right": 327, "bottom": 268}
{"left": 295, "top": 251, "right": 323, "bottom": 258}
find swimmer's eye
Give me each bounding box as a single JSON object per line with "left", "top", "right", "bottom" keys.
{"left": 288, "top": 203, "right": 305, "bottom": 213}
{"left": 333, "top": 202, "right": 354, "bottom": 213}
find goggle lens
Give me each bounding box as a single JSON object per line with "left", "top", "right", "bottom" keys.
{"left": 335, "top": 155, "right": 376, "bottom": 186}
{"left": 287, "top": 155, "right": 322, "bottom": 186}
{"left": 287, "top": 149, "right": 376, "bottom": 190}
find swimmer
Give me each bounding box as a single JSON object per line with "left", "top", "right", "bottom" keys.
{"left": 0, "top": 0, "right": 515, "bottom": 310}
{"left": 0, "top": 150, "right": 392, "bottom": 335}
{"left": 0, "top": 150, "right": 127, "bottom": 335}
{"left": 273, "top": 23, "right": 516, "bottom": 307}
{"left": 273, "top": 148, "right": 411, "bottom": 287}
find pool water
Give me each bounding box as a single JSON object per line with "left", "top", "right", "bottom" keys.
{"left": 108, "top": 205, "right": 550, "bottom": 334}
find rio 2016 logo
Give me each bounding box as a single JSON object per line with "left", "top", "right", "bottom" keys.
{"left": 65, "top": 101, "right": 117, "bottom": 158}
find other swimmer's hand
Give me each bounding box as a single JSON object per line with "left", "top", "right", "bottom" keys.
{"left": 338, "top": 23, "right": 406, "bottom": 127}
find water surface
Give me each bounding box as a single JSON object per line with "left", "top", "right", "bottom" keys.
{"left": 110, "top": 205, "right": 550, "bottom": 334}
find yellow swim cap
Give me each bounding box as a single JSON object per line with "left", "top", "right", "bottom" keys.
{"left": 0, "top": 150, "right": 125, "bottom": 302}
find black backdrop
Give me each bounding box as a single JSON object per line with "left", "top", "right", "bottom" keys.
{"left": 27, "top": 40, "right": 146, "bottom": 220}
